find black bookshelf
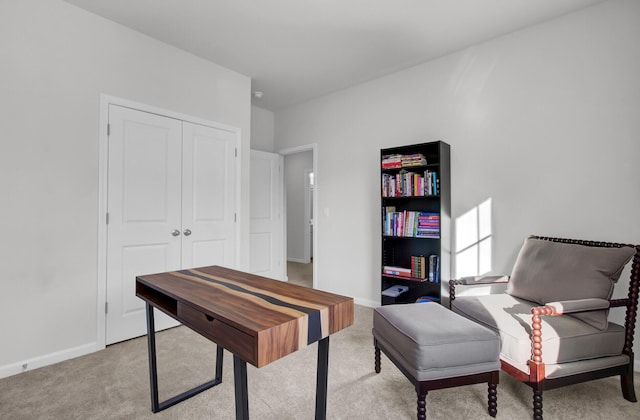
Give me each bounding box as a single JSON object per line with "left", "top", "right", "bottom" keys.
{"left": 380, "top": 141, "right": 450, "bottom": 305}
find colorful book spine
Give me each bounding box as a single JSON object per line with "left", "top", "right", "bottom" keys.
{"left": 383, "top": 211, "right": 440, "bottom": 238}
{"left": 411, "top": 255, "right": 427, "bottom": 279}
{"left": 381, "top": 169, "right": 438, "bottom": 197}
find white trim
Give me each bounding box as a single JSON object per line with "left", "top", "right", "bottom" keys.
{"left": 354, "top": 297, "right": 379, "bottom": 308}
{"left": 233, "top": 129, "right": 243, "bottom": 271}
{"left": 303, "top": 169, "right": 313, "bottom": 264}
{"left": 287, "top": 257, "right": 309, "bottom": 264}
{"left": 97, "top": 94, "right": 242, "bottom": 350}
{"left": 97, "top": 96, "right": 109, "bottom": 352}
{"left": 100, "top": 94, "right": 240, "bottom": 133}
{"left": 0, "top": 341, "right": 99, "bottom": 379}
{"left": 278, "top": 143, "right": 318, "bottom": 289}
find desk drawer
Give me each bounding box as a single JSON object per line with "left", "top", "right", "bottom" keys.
{"left": 177, "top": 302, "right": 256, "bottom": 365}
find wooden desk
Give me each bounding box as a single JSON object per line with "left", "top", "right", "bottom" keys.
{"left": 136, "top": 265, "right": 354, "bottom": 419}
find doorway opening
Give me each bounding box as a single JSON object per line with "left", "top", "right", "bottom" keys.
{"left": 279, "top": 144, "right": 317, "bottom": 289}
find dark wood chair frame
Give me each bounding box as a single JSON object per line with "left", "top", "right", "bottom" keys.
{"left": 374, "top": 337, "right": 499, "bottom": 419}
{"left": 449, "top": 236, "right": 640, "bottom": 420}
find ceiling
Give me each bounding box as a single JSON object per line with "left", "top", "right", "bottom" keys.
{"left": 65, "top": 0, "right": 605, "bottom": 111}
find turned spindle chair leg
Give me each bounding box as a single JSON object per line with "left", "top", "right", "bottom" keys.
{"left": 533, "top": 389, "right": 543, "bottom": 420}
{"left": 488, "top": 382, "right": 497, "bottom": 417}
{"left": 417, "top": 390, "right": 427, "bottom": 420}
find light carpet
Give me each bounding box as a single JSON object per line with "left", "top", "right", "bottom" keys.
{"left": 1, "top": 304, "right": 639, "bottom": 419}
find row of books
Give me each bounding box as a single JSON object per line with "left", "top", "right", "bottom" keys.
{"left": 382, "top": 255, "right": 440, "bottom": 282}
{"left": 383, "top": 208, "right": 440, "bottom": 238}
{"left": 381, "top": 153, "right": 427, "bottom": 169}
{"left": 381, "top": 170, "right": 439, "bottom": 197}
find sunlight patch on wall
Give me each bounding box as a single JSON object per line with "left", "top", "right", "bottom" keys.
{"left": 455, "top": 198, "right": 492, "bottom": 277}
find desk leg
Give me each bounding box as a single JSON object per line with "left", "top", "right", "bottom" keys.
{"left": 233, "top": 355, "right": 249, "bottom": 420}
{"left": 315, "top": 336, "right": 329, "bottom": 420}
{"left": 145, "top": 303, "right": 224, "bottom": 413}
{"left": 146, "top": 303, "right": 161, "bottom": 412}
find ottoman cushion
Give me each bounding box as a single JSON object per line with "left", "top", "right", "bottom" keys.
{"left": 373, "top": 303, "right": 500, "bottom": 381}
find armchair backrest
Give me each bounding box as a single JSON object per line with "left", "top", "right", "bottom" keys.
{"left": 514, "top": 236, "right": 639, "bottom": 353}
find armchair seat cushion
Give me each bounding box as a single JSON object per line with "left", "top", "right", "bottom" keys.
{"left": 451, "top": 294, "right": 626, "bottom": 370}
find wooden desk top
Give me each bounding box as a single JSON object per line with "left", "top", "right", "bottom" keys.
{"left": 136, "top": 265, "right": 354, "bottom": 367}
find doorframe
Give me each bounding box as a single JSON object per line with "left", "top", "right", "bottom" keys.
{"left": 303, "top": 169, "right": 313, "bottom": 263}
{"left": 97, "top": 94, "right": 242, "bottom": 349}
{"left": 278, "top": 143, "right": 318, "bottom": 289}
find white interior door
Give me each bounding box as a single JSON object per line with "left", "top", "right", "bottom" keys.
{"left": 105, "top": 106, "right": 238, "bottom": 345}
{"left": 249, "top": 150, "right": 284, "bottom": 280}
{"left": 182, "top": 122, "right": 237, "bottom": 268}
{"left": 105, "top": 105, "right": 181, "bottom": 344}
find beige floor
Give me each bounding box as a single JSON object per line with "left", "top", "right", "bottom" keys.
{"left": 287, "top": 261, "right": 313, "bottom": 288}
{"left": 2, "top": 302, "right": 639, "bottom": 419}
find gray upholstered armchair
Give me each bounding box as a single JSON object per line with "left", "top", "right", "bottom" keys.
{"left": 450, "top": 236, "right": 639, "bottom": 420}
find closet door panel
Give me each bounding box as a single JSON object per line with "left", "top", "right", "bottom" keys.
{"left": 106, "top": 105, "right": 181, "bottom": 344}
{"left": 182, "top": 122, "right": 237, "bottom": 269}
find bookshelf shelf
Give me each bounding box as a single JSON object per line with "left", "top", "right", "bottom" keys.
{"left": 380, "top": 141, "right": 450, "bottom": 305}
{"left": 382, "top": 235, "right": 439, "bottom": 239}
{"left": 381, "top": 273, "right": 436, "bottom": 283}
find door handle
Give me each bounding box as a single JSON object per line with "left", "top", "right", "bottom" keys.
{"left": 183, "top": 229, "right": 192, "bottom": 236}
{"left": 171, "top": 229, "right": 180, "bottom": 237}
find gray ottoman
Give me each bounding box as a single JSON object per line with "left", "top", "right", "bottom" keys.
{"left": 373, "top": 303, "right": 500, "bottom": 419}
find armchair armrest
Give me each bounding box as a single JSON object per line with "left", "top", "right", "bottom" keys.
{"left": 455, "top": 275, "right": 510, "bottom": 286}
{"left": 543, "top": 298, "right": 610, "bottom": 315}
{"left": 449, "top": 275, "right": 509, "bottom": 307}
{"left": 530, "top": 298, "right": 612, "bottom": 368}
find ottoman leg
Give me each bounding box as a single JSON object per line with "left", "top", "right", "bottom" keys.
{"left": 488, "top": 382, "right": 498, "bottom": 417}
{"left": 374, "top": 344, "right": 381, "bottom": 373}
{"left": 487, "top": 370, "right": 499, "bottom": 417}
{"left": 416, "top": 389, "right": 427, "bottom": 420}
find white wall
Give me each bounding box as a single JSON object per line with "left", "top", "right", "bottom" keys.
{"left": 251, "top": 105, "right": 275, "bottom": 152}
{"left": 285, "top": 151, "right": 313, "bottom": 262}
{"left": 0, "top": 0, "right": 251, "bottom": 377}
{"left": 275, "top": 0, "right": 640, "bottom": 314}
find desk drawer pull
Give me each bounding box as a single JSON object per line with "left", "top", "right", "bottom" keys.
{"left": 205, "top": 314, "right": 214, "bottom": 322}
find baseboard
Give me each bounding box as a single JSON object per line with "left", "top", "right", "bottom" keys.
{"left": 354, "top": 296, "right": 379, "bottom": 308}
{"left": 0, "top": 341, "right": 101, "bottom": 379}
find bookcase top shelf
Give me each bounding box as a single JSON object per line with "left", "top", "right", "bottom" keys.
{"left": 382, "top": 195, "right": 440, "bottom": 200}
{"left": 381, "top": 163, "right": 439, "bottom": 172}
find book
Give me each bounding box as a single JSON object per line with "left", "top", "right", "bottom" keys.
{"left": 381, "top": 154, "right": 403, "bottom": 169}
{"left": 400, "top": 153, "right": 427, "bottom": 167}
{"left": 411, "top": 255, "right": 426, "bottom": 279}
{"left": 428, "top": 255, "right": 440, "bottom": 283}
{"left": 383, "top": 210, "right": 440, "bottom": 238}
{"left": 381, "top": 168, "right": 436, "bottom": 197}
{"left": 383, "top": 266, "right": 412, "bottom": 277}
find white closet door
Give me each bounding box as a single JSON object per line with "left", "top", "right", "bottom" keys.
{"left": 105, "top": 105, "right": 181, "bottom": 345}
{"left": 249, "top": 150, "right": 284, "bottom": 280}
{"left": 181, "top": 121, "right": 237, "bottom": 269}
